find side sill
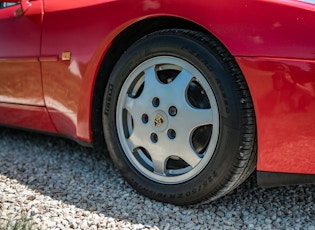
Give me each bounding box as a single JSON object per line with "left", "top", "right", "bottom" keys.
{"left": 0, "top": 124, "right": 93, "bottom": 148}
{"left": 257, "top": 171, "right": 315, "bottom": 188}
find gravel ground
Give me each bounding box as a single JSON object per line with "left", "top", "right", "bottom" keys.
{"left": 0, "top": 127, "right": 314, "bottom": 230}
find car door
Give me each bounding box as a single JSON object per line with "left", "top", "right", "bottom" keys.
{"left": 0, "top": 0, "right": 44, "bottom": 106}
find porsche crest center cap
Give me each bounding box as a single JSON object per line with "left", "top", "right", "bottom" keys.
{"left": 151, "top": 111, "right": 168, "bottom": 131}
{"left": 154, "top": 114, "right": 164, "bottom": 128}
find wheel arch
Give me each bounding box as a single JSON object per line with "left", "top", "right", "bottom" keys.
{"left": 90, "top": 16, "right": 255, "bottom": 152}
{"left": 91, "top": 16, "right": 209, "bottom": 148}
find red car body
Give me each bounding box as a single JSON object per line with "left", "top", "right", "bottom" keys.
{"left": 0, "top": 0, "right": 315, "bottom": 190}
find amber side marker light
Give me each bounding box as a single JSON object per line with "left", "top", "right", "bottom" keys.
{"left": 62, "top": 51, "right": 72, "bottom": 61}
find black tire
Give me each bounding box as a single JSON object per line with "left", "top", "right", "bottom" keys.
{"left": 103, "top": 29, "right": 256, "bottom": 205}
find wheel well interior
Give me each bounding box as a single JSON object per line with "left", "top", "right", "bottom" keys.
{"left": 91, "top": 17, "right": 211, "bottom": 149}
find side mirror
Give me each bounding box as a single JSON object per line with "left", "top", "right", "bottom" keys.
{"left": 0, "top": 0, "right": 32, "bottom": 17}
{"left": 16, "top": 1, "right": 32, "bottom": 17}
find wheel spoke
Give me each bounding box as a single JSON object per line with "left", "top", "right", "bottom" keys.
{"left": 125, "top": 66, "right": 163, "bottom": 115}
{"left": 180, "top": 148, "right": 202, "bottom": 168}
{"left": 169, "top": 136, "right": 202, "bottom": 168}
{"left": 170, "top": 69, "right": 194, "bottom": 92}
{"left": 179, "top": 107, "right": 213, "bottom": 133}
{"left": 151, "top": 151, "right": 168, "bottom": 175}
{"left": 141, "top": 66, "right": 163, "bottom": 98}
{"left": 128, "top": 125, "right": 146, "bottom": 149}
{"left": 125, "top": 96, "right": 141, "bottom": 119}
{"left": 166, "top": 69, "right": 213, "bottom": 132}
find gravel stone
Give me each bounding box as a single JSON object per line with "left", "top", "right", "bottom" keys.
{"left": 0, "top": 128, "right": 314, "bottom": 229}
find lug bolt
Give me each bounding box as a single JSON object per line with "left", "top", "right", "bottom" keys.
{"left": 151, "top": 133, "right": 158, "bottom": 143}
{"left": 152, "top": 97, "right": 160, "bottom": 107}
{"left": 167, "top": 129, "right": 176, "bottom": 140}
{"left": 168, "top": 106, "right": 177, "bottom": 116}
{"left": 142, "top": 114, "right": 149, "bottom": 124}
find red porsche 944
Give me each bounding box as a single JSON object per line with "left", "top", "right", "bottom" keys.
{"left": 0, "top": 0, "right": 314, "bottom": 205}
